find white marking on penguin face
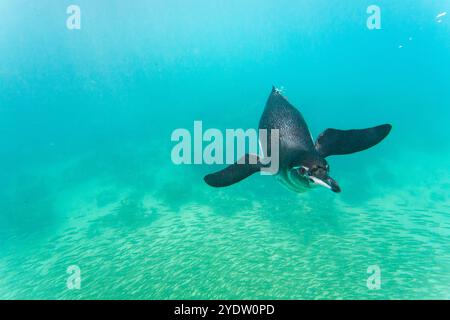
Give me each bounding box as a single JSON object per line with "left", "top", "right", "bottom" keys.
{"left": 282, "top": 167, "right": 310, "bottom": 192}
{"left": 309, "top": 176, "right": 332, "bottom": 189}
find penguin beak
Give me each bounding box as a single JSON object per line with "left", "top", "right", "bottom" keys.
{"left": 309, "top": 175, "right": 341, "bottom": 193}
{"left": 327, "top": 176, "right": 341, "bottom": 193}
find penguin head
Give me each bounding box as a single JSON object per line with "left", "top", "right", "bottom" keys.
{"left": 296, "top": 158, "right": 341, "bottom": 193}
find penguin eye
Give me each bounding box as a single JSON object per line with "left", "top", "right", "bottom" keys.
{"left": 299, "top": 167, "right": 308, "bottom": 175}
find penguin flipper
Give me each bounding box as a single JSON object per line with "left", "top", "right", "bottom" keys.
{"left": 315, "top": 124, "right": 392, "bottom": 158}
{"left": 204, "top": 154, "right": 262, "bottom": 187}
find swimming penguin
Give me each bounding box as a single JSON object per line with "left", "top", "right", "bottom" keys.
{"left": 204, "top": 87, "right": 392, "bottom": 193}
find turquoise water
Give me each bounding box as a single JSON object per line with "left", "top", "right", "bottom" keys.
{"left": 1, "top": 0, "right": 450, "bottom": 299}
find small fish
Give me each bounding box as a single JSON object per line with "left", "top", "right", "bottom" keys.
{"left": 436, "top": 12, "right": 447, "bottom": 19}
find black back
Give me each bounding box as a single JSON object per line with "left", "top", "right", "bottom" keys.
{"left": 259, "top": 87, "right": 318, "bottom": 167}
